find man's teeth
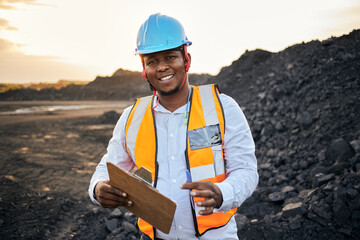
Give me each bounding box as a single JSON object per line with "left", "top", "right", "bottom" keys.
{"left": 160, "top": 75, "right": 174, "bottom": 81}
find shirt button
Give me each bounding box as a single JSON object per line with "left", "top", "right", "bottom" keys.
{"left": 171, "top": 156, "right": 175, "bottom": 160}
{"left": 172, "top": 179, "right": 176, "bottom": 183}
{"left": 178, "top": 225, "right": 183, "bottom": 230}
{"left": 170, "top": 133, "right": 174, "bottom": 138}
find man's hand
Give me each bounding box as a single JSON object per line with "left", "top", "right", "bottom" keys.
{"left": 180, "top": 181, "right": 223, "bottom": 215}
{"left": 94, "top": 180, "right": 132, "bottom": 208}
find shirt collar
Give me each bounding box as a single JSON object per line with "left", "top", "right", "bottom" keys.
{"left": 152, "top": 97, "right": 187, "bottom": 114}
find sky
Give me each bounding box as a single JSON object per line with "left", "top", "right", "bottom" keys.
{"left": 0, "top": 0, "right": 359, "bottom": 83}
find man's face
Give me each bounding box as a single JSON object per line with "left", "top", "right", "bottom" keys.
{"left": 142, "top": 49, "right": 186, "bottom": 96}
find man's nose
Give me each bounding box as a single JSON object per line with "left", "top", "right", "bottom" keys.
{"left": 157, "top": 60, "right": 169, "bottom": 72}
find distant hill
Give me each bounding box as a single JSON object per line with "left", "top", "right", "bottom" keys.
{"left": 0, "top": 80, "right": 89, "bottom": 93}
{"left": 0, "top": 68, "right": 214, "bottom": 100}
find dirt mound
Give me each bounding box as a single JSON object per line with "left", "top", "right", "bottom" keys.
{"left": 96, "top": 111, "right": 121, "bottom": 124}
{"left": 214, "top": 29, "right": 360, "bottom": 239}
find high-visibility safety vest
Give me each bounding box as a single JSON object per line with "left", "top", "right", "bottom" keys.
{"left": 125, "top": 84, "right": 237, "bottom": 239}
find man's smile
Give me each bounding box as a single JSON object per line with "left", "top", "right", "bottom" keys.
{"left": 158, "top": 74, "right": 174, "bottom": 81}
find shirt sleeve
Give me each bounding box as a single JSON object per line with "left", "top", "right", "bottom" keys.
{"left": 88, "top": 106, "right": 135, "bottom": 204}
{"left": 214, "top": 94, "right": 259, "bottom": 213}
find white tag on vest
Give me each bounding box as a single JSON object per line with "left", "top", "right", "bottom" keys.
{"left": 188, "top": 124, "right": 222, "bottom": 151}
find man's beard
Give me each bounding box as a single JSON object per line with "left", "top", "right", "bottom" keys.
{"left": 159, "top": 85, "right": 180, "bottom": 96}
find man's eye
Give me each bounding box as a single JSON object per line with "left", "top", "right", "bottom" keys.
{"left": 166, "top": 55, "right": 176, "bottom": 60}
{"left": 146, "top": 60, "right": 156, "bottom": 66}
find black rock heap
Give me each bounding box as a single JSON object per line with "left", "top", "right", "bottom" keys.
{"left": 214, "top": 29, "right": 360, "bottom": 239}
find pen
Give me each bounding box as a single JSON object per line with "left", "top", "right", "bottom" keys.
{"left": 186, "top": 169, "right": 197, "bottom": 210}
{"left": 186, "top": 169, "right": 192, "bottom": 183}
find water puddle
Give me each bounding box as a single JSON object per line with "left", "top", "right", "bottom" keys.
{"left": 0, "top": 103, "right": 125, "bottom": 115}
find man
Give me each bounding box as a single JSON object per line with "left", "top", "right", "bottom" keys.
{"left": 89, "top": 13, "right": 258, "bottom": 240}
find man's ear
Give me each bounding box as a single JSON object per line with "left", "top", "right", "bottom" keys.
{"left": 140, "top": 55, "right": 147, "bottom": 79}
{"left": 142, "top": 68, "right": 147, "bottom": 79}
{"left": 185, "top": 52, "right": 191, "bottom": 72}
{"left": 187, "top": 52, "right": 191, "bottom": 64}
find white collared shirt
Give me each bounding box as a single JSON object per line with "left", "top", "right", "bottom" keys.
{"left": 89, "top": 93, "right": 258, "bottom": 240}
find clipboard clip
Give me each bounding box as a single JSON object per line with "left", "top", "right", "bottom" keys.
{"left": 131, "top": 167, "right": 153, "bottom": 187}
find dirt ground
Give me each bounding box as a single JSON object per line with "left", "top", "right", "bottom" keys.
{"left": 0, "top": 103, "right": 132, "bottom": 239}
{"left": 1, "top": 97, "right": 359, "bottom": 240}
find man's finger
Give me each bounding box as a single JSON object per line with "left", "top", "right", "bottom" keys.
{"left": 199, "top": 206, "right": 214, "bottom": 215}
{"left": 98, "top": 193, "right": 132, "bottom": 207}
{"left": 196, "top": 198, "right": 216, "bottom": 207}
{"left": 107, "top": 186, "right": 127, "bottom": 197}
{"left": 181, "top": 182, "right": 200, "bottom": 189}
{"left": 190, "top": 189, "right": 214, "bottom": 198}
{"left": 99, "top": 192, "right": 127, "bottom": 203}
{"left": 98, "top": 181, "right": 127, "bottom": 198}
{"left": 181, "top": 181, "right": 211, "bottom": 190}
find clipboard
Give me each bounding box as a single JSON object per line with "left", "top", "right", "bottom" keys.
{"left": 107, "top": 162, "right": 177, "bottom": 234}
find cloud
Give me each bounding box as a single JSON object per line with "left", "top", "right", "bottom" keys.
{"left": 0, "top": 38, "right": 17, "bottom": 51}
{"left": 0, "top": 18, "right": 18, "bottom": 31}
{"left": 0, "top": 0, "right": 92, "bottom": 83}
{"left": 0, "top": 38, "right": 94, "bottom": 83}
{"left": 0, "top": 52, "right": 94, "bottom": 83}
{"left": 0, "top": 0, "right": 44, "bottom": 10}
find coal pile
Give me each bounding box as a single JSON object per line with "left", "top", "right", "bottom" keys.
{"left": 67, "top": 206, "right": 141, "bottom": 240}
{"left": 213, "top": 29, "right": 360, "bottom": 239}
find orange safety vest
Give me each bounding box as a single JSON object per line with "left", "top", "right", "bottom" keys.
{"left": 125, "top": 84, "right": 237, "bottom": 239}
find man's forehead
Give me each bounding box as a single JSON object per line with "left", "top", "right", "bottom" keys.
{"left": 141, "top": 47, "right": 183, "bottom": 59}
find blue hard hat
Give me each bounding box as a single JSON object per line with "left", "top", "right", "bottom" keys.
{"left": 135, "top": 13, "right": 192, "bottom": 55}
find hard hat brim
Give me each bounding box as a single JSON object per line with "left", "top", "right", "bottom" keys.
{"left": 135, "top": 41, "right": 192, "bottom": 55}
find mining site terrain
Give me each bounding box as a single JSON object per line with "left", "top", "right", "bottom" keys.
{"left": 0, "top": 29, "right": 359, "bottom": 239}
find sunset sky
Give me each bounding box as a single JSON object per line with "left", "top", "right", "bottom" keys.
{"left": 0, "top": 0, "right": 359, "bottom": 83}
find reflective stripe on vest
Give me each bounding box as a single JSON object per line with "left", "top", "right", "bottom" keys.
{"left": 125, "top": 95, "right": 157, "bottom": 182}
{"left": 125, "top": 84, "right": 236, "bottom": 239}
{"left": 190, "top": 85, "right": 225, "bottom": 181}
{"left": 125, "top": 96, "right": 151, "bottom": 161}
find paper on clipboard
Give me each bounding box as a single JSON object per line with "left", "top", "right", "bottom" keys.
{"left": 106, "top": 162, "right": 176, "bottom": 234}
